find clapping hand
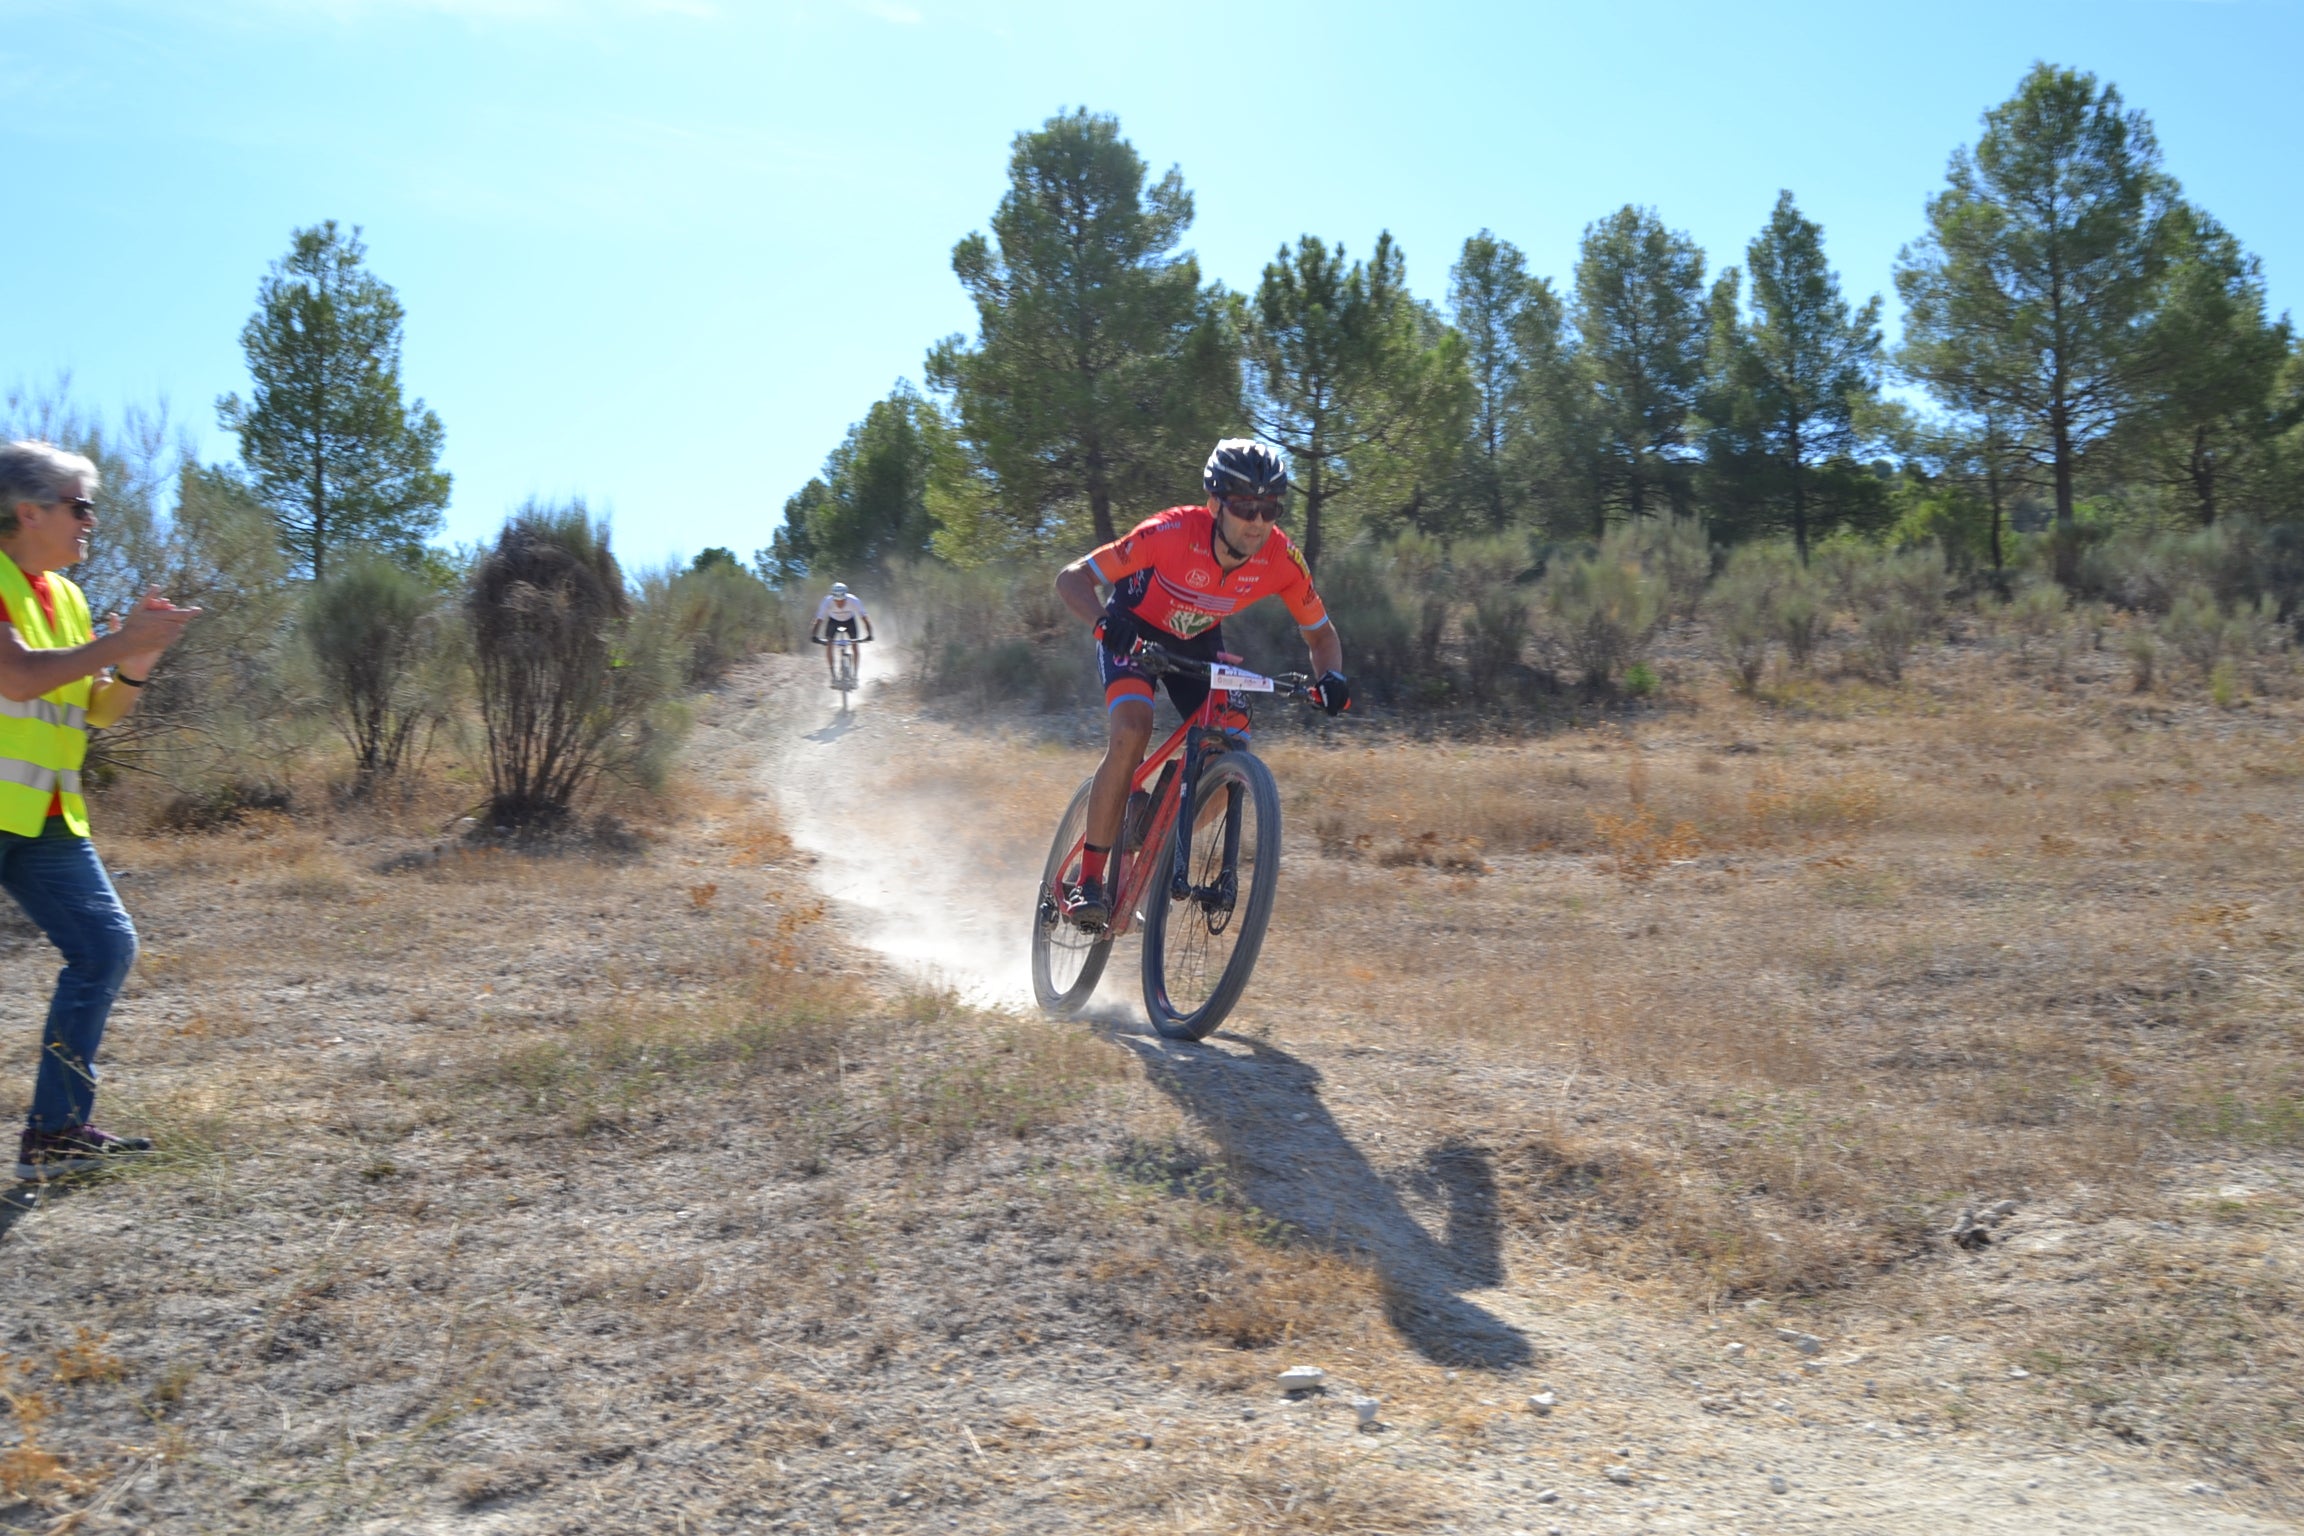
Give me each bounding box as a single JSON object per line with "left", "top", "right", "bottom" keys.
{"left": 117, "top": 586, "right": 199, "bottom": 653}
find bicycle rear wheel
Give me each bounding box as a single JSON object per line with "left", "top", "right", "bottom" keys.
{"left": 1141, "top": 752, "right": 1280, "bottom": 1041}
{"left": 1031, "top": 777, "right": 1113, "bottom": 1016}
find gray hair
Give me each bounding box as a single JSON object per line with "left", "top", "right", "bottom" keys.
{"left": 0, "top": 441, "right": 100, "bottom": 537}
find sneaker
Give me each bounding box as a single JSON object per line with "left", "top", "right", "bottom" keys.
{"left": 15, "top": 1124, "right": 153, "bottom": 1182}
{"left": 1062, "top": 876, "right": 1110, "bottom": 931}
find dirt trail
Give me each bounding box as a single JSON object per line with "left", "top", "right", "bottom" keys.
{"left": 767, "top": 647, "right": 1038, "bottom": 1008}
{"left": 759, "top": 656, "right": 2298, "bottom": 1535}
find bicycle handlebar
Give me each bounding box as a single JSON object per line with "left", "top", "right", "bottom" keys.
{"left": 1131, "top": 640, "right": 1314, "bottom": 700}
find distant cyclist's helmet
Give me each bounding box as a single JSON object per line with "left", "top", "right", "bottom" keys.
{"left": 829, "top": 582, "right": 849, "bottom": 598}
{"left": 1203, "top": 438, "right": 1290, "bottom": 501}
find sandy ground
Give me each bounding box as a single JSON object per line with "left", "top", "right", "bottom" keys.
{"left": 756, "top": 653, "right": 2300, "bottom": 1536}
{"left": 0, "top": 648, "right": 2294, "bottom": 1533}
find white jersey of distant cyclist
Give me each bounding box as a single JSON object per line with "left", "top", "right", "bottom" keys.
{"left": 814, "top": 594, "right": 869, "bottom": 625}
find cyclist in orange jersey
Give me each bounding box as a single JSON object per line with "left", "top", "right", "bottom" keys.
{"left": 1053, "top": 439, "right": 1349, "bottom": 928}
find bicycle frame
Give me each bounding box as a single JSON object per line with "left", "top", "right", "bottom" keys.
{"left": 1049, "top": 649, "right": 1296, "bottom": 941}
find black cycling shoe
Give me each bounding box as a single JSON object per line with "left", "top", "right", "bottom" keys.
{"left": 1062, "top": 877, "right": 1110, "bottom": 931}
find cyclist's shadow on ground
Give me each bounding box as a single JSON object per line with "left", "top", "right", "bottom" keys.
{"left": 1104, "top": 1023, "right": 1533, "bottom": 1371}
{"left": 803, "top": 713, "right": 859, "bottom": 744}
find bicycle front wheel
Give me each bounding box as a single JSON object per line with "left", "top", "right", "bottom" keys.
{"left": 1141, "top": 752, "right": 1280, "bottom": 1041}
{"left": 1031, "top": 776, "right": 1113, "bottom": 1017}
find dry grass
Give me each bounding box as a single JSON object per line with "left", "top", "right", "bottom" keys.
{"left": 8, "top": 647, "right": 2304, "bottom": 1527}
{"left": 1238, "top": 639, "right": 2304, "bottom": 1489}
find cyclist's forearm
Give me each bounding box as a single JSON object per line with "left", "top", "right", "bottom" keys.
{"left": 1307, "top": 626, "right": 1344, "bottom": 678}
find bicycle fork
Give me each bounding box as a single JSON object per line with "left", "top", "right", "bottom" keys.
{"left": 1167, "top": 729, "right": 1243, "bottom": 919}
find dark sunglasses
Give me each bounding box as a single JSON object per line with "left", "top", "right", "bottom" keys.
{"left": 53, "top": 497, "right": 95, "bottom": 521}
{"left": 1220, "top": 495, "right": 1286, "bottom": 523}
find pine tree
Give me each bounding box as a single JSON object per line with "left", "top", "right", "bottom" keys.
{"left": 1896, "top": 65, "right": 2178, "bottom": 580}
{"left": 1705, "top": 192, "right": 1885, "bottom": 560}
{"left": 1445, "top": 233, "right": 1574, "bottom": 533}
{"left": 1244, "top": 233, "right": 1467, "bottom": 570}
{"left": 217, "top": 221, "right": 449, "bottom": 581}
{"left": 762, "top": 382, "right": 957, "bottom": 579}
{"left": 2124, "top": 206, "right": 2294, "bottom": 524}
{"left": 1572, "top": 207, "right": 1708, "bottom": 531}
{"left": 927, "top": 110, "right": 1235, "bottom": 549}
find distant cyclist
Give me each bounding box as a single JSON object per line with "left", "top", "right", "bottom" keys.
{"left": 810, "top": 581, "right": 873, "bottom": 688}
{"left": 1052, "top": 438, "right": 1350, "bottom": 928}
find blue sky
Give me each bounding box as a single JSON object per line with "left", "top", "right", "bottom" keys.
{"left": 4, "top": 0, "right": 2299, "bottom": 571}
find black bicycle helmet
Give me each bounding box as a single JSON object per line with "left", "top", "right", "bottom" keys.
{"left": 1203, "top": 438, "right": 1290, "bottom": 500}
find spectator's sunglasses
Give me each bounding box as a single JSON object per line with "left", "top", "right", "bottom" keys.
{"left": 52, "top": 497, "right": 96, "bottom": 521}
{"left": 1219, "top": 494, "right": 1286, "bottom": 523}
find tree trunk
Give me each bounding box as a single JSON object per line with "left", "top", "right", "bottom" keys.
{"left": 1788, "top": 420, "right": 1809, "bottom": 566}
{"left": 1085, "top": 441, "right": 1115, "bottom": 546}
{"left": 2190, "top": 426, "right": 2217, "bottom": 526}
{"left": 1302, "top": 456, "right": 1326, "bottom": 573}
{"left": 2050, "top": 398, "right": 2078, "bottom": 587}
{"left": 1986, "top": 450, "right": 2006, "bottom": 576}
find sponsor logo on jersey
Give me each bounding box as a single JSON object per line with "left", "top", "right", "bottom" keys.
{"left": 1166, "top": 609, "right": 1218, "bottom": 639}
{"left": 1284, "top": 542, "right": 1313, "bottom": 584}
{"left": 1186, "top": 567, "right": 1211, "bottom": 588}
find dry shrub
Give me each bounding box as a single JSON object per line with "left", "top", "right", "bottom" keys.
{"left": 722, "top": 812, "right": 797, "bottom": 866}
{"left": 1096, "top": 1439, "right": 1454, "bottom": 1534}
{"left": 470, "top": 501, "right": 681, "bottom": 830}
{"left": 1589, "top": 805, "right": 1700, "bottom": 880}
{"left": 50, "top": 1329, "right": 124, "bottom": 1386}
{"left": 1741, "top": 766, "right": 1885, "bottom": 844}
{"left": 1371, "top": 830, "right": 1489, "bottom": 873}
{"left": 876, "top": 1004, "right": 1129, "bottom": 1157}
{"left": 0, "top": 1360, "right": 88, "bottom": 1502}
{"left": 1191, "top": 1242, "right": 1388, "bottom": 1351}
{"left": 1270, "top": 742, "right": 1604, "bottom": 856}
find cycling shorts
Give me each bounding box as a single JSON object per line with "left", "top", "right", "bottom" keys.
{"left": 1097, "top": 615, "right": 1249, "bottom": 736}
{"left": 823, "top": 617, "right": 860, "bottom": 640}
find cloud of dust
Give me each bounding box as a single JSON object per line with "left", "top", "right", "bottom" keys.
{"left": 769, "top": 647, "right": 1040, "bottom": 1009}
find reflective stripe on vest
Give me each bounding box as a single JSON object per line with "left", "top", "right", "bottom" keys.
{"left": 0, "top": 760, "right": 81, "bottom": 795}
{"left": 0, "top": 693, "right": 88, "bottom": 731}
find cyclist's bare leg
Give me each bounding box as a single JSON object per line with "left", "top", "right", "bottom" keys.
{"left": 1085, "top": 697, "right": 1153, "bottom": 861}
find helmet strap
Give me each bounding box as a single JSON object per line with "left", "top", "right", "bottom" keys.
{"left": 1212, "top": 510, "right": 1254, "bottom": 566}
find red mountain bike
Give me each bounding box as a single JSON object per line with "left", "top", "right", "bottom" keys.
{"left": 1031, "top": 642, "right": 1323, "bottom": 1041}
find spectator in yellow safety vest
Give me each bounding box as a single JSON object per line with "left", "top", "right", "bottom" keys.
{"left": 0, "top": 441, "right": 198, "bottom": 1183}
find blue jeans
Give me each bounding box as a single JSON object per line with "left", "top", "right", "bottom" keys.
{"left": 2, "top": 819, "right": 138, "bottom": 1132}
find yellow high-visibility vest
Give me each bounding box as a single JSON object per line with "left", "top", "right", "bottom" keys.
{"left": 0, "top": 559, "right": 94, "bottom": 837}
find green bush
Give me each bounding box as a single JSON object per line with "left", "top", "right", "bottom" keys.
{"left": 1540, "top": 543, "right": 1664, "bottom": 691}
{"left": 1455, "top": 533, "right": 1533, "bottom": 702}
{"left": 638, "top": 560, "right": 785, "bottom": 684}
{"left": 1857, "top": 600, "right": 1924, "bottom": 682}
{"left": 302, "top": 552, "right": 446, "bottom": 795}
{"left": 2003, "top": 578, "right": 2070, "bottom": 662}
{"left": 894, "top": 559, "right": 1095, "bottom": 713}
{"left": 2159, "top": 584, "right": 2280, "bottom": 682}
{"left": 1311, "top": 542, "right": 1415, "bottom": 704}
{"left": 1707, "top": 541, "right": 1800, "bottom": 693}
{"left": 1617, "top": 514, "right": 1712, "bottom": 624}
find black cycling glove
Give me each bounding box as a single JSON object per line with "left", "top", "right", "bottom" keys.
{"left": 1096, "top": 608, "right": 1140, "bottom": 657}
{"left": 1313, "top": 671, "right": 1352, "bottom": 716}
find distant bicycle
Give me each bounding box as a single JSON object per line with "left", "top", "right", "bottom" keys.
{"left": 815, "top": 632, "right": 867, "bottom": 710}
{"left": 1031, "top": 641, "right": 1330, "bottom": 1040}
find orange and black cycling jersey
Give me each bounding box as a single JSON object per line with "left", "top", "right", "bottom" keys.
{"left": 1085, "top": 505, "right": 1331, "bottom": 642}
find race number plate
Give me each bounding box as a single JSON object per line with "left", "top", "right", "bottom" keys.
{"left": 1207, "top": 662, "right": 1275, "bottom": 693}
